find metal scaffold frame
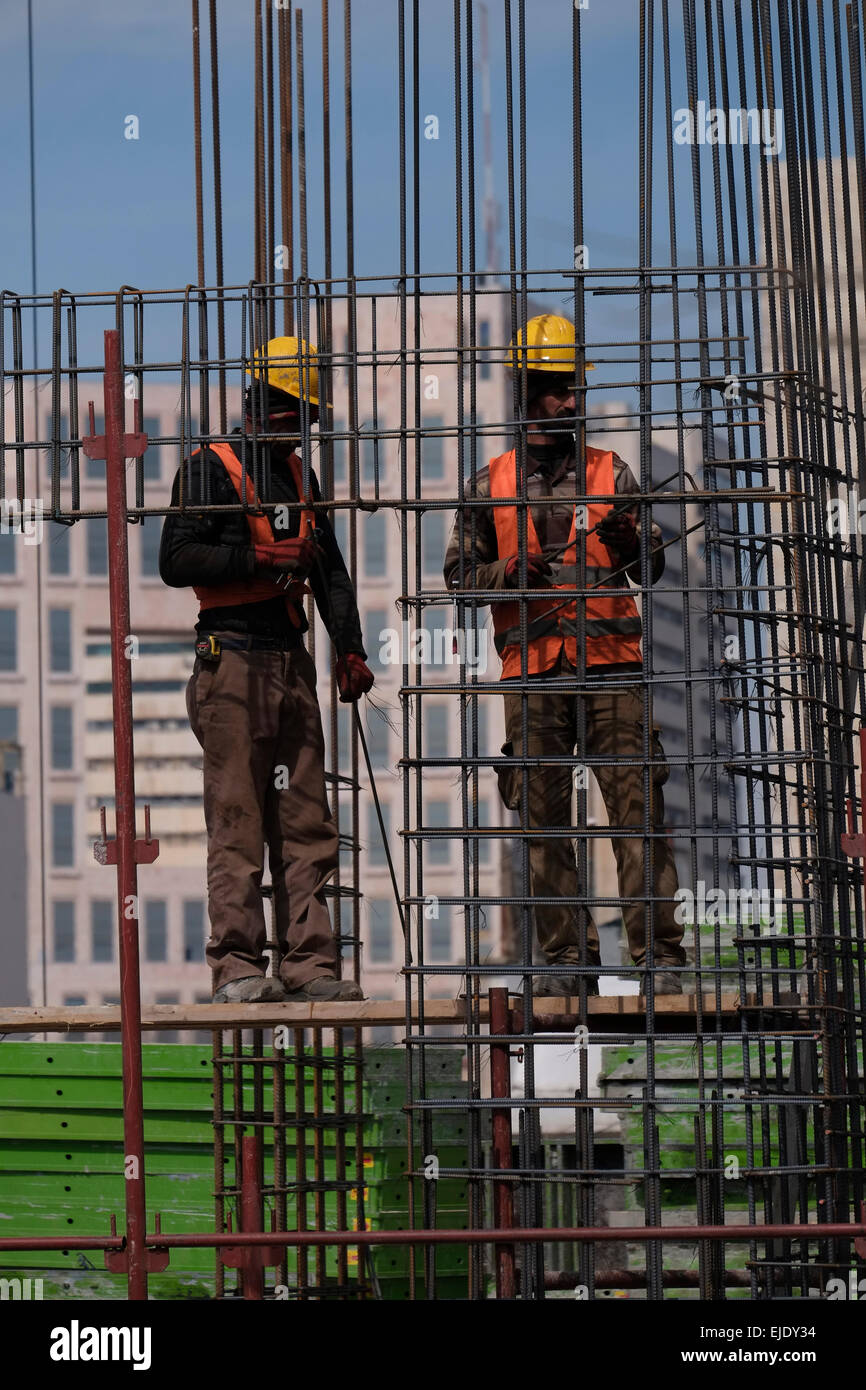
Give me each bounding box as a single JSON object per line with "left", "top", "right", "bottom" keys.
{"left": 0, "top": 0, "right": 865, "bottom": 1301}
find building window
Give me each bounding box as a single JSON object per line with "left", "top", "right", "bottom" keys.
{"left": 361, "top": 421, "right": 382, "bottom": 483}
{"left": 53, "top": 901, "right": 75, "bottom": 962}
{"left": 331, "top": 417, "right": 346, "bottom": 485}
{"left": 333, "top": 509, "right": 349, "bottom": 557}
{"left": 426, "top": 800, "right": 451, "bottom": 864}
{"left": 465, "top": 416, "right": 486, "bottom": 475}
{"left": 336, "top": 703, "right": 351, "bottom": 764}
{"left": 183, "top": 899, "right": 205, "bottom": 962}
{"left": 0, "top": 529, "right": 15, "bottom": 575}
{"left": 365, "top": 705, "right": 390, "bottom": 765}
{"left": 91, "top": 900, "right": 114, "bottom": 963}
{"left": 423, "top": 607, "right": 450, "bottom": 666}
{"left": 43, "top": 414, "right": 71, "bottom": 475}
{"left": 0, "top": 609, "right": 17, "bottom": 671}
{"left": 369, "top": 898, "right": 392, "bottom": 964}
{"left": 366, "top": 608, "right": 389, "bottom": 673}
{"left": 476, "top": 798, "right": 491, "bottom": 864}
{"left": 367, "top": 801, "right": 390, "bottom": 866}
{"left": 426, "top": 703, "right": 448, "bottom": 759}
{"left": 422, "top": 511, "right": 446, "bottom": 576}
{"left": 363, "top": 512, "right": 387, "bottom": 577}
{"left": 49, "top": 609, "right": 72, "bottom": 672}
{"left": 141, "top": 416, "right": 162, "bottom": 481}
{"left": 463, "top": 696, "right": 487, "bottom": 756}
{"left": 51, "top": 802, "right": 74, "bottom": 867}
{"left": 145, "top": 900, "right": 168, "bottom": 962}
{"left": 50, "top": 705, "right": 74, "bottom": 770}
{"left": 0, "top": 705, "right": 19, "bottom": 789}
{"left": 140, "top": 517, "right": 162, "bottom": 577}
{"left": 86, "top": 519, "right": 108, "bottom": 576}
{"left": 428, "top": 904, "right": 451, "bottom": 962}
{"left": 479, "top": 319, "right": 491, "bottom": 380}
{"left": 422, "top": 417, "right": 445, "bottom": 478}
{"left": 47, "top": 522, "right": 72, "bottom": 575}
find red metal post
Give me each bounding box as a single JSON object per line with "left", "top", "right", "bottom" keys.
{"left": 489, "top": 987, "right": 516, "bottom": 1298}
{"left": 84, "top": 330, "right": 154, "bottom": 1300}
{"left": 104, "top": 329, "right": 147, "bottom": 1300}
{"left": 218, "top": 1133, "right": 281, "bottom": 1289}
{"left": 241, "top": 1135, "right": 265, "bottom": 1300}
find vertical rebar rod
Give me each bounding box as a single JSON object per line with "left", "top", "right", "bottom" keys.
{"left": 490, "top": 988, "right": 516, "bottom": 1299}
{"left": 278, "top": 0, "right": 294, "bottom": 335}
{"left": 208, "top": 0, "right": 227, "bottom": 432}
{"left": 192, "top": 0, "right": 206, "bottom": 288}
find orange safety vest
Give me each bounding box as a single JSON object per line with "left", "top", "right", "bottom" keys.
{"left": 192, "top": 441, "right": 316, "bottom": 617}
{"left": 488, "top": 447, "right": 643, "bottom": 679}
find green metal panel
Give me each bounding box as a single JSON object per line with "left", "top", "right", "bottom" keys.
{"left": 0, "top": 1042, "right": 473, "bottom": 1300}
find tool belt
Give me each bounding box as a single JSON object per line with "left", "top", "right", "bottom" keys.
{"left": 194, "top": 632, "right": 300, "bottom": 661}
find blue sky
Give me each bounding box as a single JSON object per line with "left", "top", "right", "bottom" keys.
{"left": 0, "top": 0, "right": 852, "bottom": 394}
{"left": 2, "top": 1, "right": 671, "bottom": 298}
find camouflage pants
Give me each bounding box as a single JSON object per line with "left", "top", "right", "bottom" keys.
{"left": 500, "top": 666, "right": 685, "bottom": 968}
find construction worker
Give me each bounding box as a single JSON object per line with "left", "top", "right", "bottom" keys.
{"left": 160, "top": 337, "right": 374, "bottom": 1004}
{"left": 443, "top": 314, "right": 686, "bottom": 995}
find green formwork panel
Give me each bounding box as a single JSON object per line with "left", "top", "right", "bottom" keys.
{"left": 367, "top": 1177, "right": 469, "bottom": 1214}
{"left": 364, "top": 1051, "right": 463, "bottom": 1086}
{"left": 367, "top": 1112, "right": 472, "bottom": 1151}
{"left": 0, "top": 1042, "right": 361, "bottom": 1115}
{"left": 0, "top": 1142, "right": 210, "bottom": 1176}
{"left": 371, "top": 1145, "right": 470, "bottom": 1180}
{"left": 0, "top": 1269, "right": 215, "bottom": 1301}
{"left": 0, "top": 1043, "right": 472, "bottom": 1299}
{"left": 368, "top": 1216, "right": 470, "bottom": 1282}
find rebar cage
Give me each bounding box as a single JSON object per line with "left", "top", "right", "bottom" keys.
{"left": 0, "top": 0, "right": 865, "bottom": 1300}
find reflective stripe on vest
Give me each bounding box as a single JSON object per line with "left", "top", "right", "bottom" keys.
{"left": 488, "top": 448, "right": 643, "bottom": 678}
{"left": 192, "top": 442, "right": 316, "bottom": 614}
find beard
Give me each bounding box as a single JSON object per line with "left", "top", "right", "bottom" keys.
{"left": 548, "top": 410, "right": 576, "bottom": 432}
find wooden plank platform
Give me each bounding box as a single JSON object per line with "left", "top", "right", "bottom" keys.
{"left": 0, "top": 993, "right": 807, "bottom": 1035}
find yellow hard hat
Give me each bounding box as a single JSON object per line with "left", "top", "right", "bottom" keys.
{"left": 506, "top": 314, "right": 594, "bottom": 373}
{"left": 246, "top": 335, "right": 331, "bottom": 407}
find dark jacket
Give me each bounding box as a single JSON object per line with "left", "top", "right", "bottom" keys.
{"left": 159, "top": 432, "right": 366, "bottom": 655}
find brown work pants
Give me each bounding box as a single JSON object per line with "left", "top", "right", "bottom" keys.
{"left": 186, "top": 641, "right": 339, "bottom": 992}
{"left": 501, "top": 663, "right": 685, "bottom": 968}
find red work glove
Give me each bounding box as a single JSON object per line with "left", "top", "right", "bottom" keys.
{"left": 253, "top": 536, "right": 318, "bottom": 576}
{"left": 336, "top": 653, "right": 375, "bottom": 703}
{"left": 596, "top": 508, "right": 640, "bottom": 561}
{"left": 503, "top": 554, "right": 553, "bottom": 588}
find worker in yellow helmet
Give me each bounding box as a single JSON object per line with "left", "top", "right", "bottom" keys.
{"left": 444, "top": 314, "right": 686, "bottom": 996}
{"left": 160, "top": 336, "right": 374, "bottom": 1004}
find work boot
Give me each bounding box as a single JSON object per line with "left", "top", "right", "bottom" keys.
{"left": 532, "top": 974, "right": 599, "bottom": 998}
{"left": 285, "top": 976, "right": 365, "bottom": 1002}
{"left": 640, "top": 970, "right": 683, "bottom": 996}
{"left": 213, "top": 975, "right": 288, "bottom": 1003}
